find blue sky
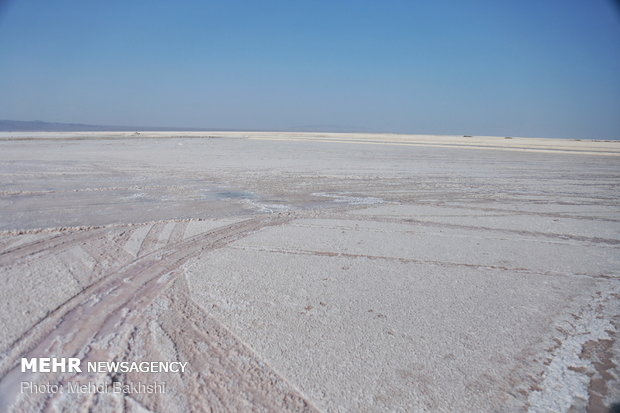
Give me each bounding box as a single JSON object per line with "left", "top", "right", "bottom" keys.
{"left": 1, "top": 0, "right": 619, "bottom": 138}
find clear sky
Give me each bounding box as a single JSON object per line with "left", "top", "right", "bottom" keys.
{"left": 1, "top": 0, "right": 619, "bottom": 138}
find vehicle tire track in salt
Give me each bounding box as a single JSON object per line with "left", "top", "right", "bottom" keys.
{"left": 166, "top": 222, "right": 187, "bottom": 247}
{"left": 122, "top": 224, "right": 153, "bottom": 257}
{"left": 129, "top": 276, "right": 319, "bottom": 413}
{"left": 43, "top": 274, "right": 321, "bottom": 412}
{"left": 77, "top": 230, "right": 136, "bottom": 285}
{"left": 0, "top": 222, "right": 211, "bottom": 361}
{"left": 135, "top": 222, "right": 178, "bottom": 258}
{"left": 323, "top": 213, "right": 620, "bottom": 246}
{"left": 0, "top": 214, "right": 291, "bottom": 413}
{"left": 135, "top": 223, "right": 163, "bottom": 258}
{"left": 0, "top": 238, "right": 29, "bottom": 254}
{"left": 0, "top": 230, "right": 107, "bottom": 268}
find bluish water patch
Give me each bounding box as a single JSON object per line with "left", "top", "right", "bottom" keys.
{"left": 201, "top": 189, "right": 257, "bottom": 200}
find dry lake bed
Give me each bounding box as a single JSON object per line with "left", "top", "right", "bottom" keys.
{"left": 0, "top": 132, "right": 619, "bottom": 412}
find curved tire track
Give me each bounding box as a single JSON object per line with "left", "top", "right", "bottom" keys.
{"left": 0, "top": 214, "right": 292, "bottom": 412}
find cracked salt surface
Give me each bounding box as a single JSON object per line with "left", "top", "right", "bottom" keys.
{"left": 527, "top": 285, "right": 620, "bottom": 413}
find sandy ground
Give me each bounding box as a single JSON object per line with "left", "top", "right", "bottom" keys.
{"left": 0, "top": 132, "right": 618, "bottom": 412}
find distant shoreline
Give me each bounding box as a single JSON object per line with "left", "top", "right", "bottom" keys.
{"left": 1, "top": 121, "right": 618, "bottom": 141}
{"left": 1, "top": 131, "right": 618, "bottom": 156}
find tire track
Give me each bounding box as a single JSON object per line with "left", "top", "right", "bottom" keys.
{"left": 77, "top": 230, "right": 136, "bottom": 285}
{"left": 323, "top": 214, "right": 620, "bottom": 246}
{"left": 0, "top": 230, "right": 107, "bottom": 268}
{"left": 166, "top": 222, "right": 187, "bottom": 247}
{"left": 139, "top": 276, "right": 319, "bottom": 412}
{"left": 0, "top": 214, "right": 291, "bottom": 412}
{"left": 51, "top": 275, "right": 320, "bottom": 412}
{"left": 136, "top": 223, "right": 164, "bottom": 258}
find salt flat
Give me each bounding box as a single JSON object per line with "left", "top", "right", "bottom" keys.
{"left": 0, "top": 132, "right": 618, "bottom": 412}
